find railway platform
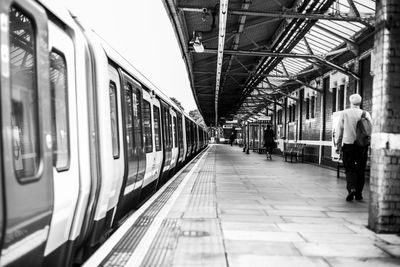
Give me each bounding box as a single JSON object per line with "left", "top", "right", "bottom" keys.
{"left": 84, "top": 144, "right": 400, "bottom": 267}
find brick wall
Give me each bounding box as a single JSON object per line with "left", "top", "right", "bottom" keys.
{"left": 369, "top": 0, "right": 400, "bottom": 233}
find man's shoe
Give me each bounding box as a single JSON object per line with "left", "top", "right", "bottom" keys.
{"left": 355, "top": 194, "right": 363, "bottom": 201}
{"left": 346, "top": 190, "right": 356, "bottom": 201}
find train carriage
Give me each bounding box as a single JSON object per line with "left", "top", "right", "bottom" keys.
{"left": 0, "top": 1, "right": 208, "bottom": 266}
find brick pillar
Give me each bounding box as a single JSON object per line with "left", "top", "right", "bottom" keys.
{"left": 369, "top": 0, "right": 400, "bottom": 233}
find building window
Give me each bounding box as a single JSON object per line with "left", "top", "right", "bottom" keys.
{"left": 143, "top": 100, "right": 153, "bottom": 153}
{"left": 338, "top": 84, "right": 345, "bottom": 111}
{"left": 310, "top": 95, "right": 315, "bottom": 119}
{"left": 332, "top": 88, "right": 337, "bottom": 112}
{"left": 10, "top": 7, "right": 40, "bottom": 180}
{"left": 292, "top": 104, "right": 296, "bottom": 122}
{"left": 153, "top": 106, "right": 161, "bottom": 151}
{"left": 50, "top": 50, "right": 70, "bottom": 170}
{"left": 109, "top": 81, "right": 119, "bottom": 158}
{"left": 306, "top": 98, "right": 310, "bottom": 120}
{"left": 288, "top": 105, "right": 292, "bottom": 122}
{"left": 277, "top": 109, "right": 282, "bottom": 124}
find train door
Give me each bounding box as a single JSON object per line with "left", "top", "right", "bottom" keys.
{"left": 152, "top": 103, "right": 163, "bottom": 188}
{"left": 0, "top": 2, "right": 53, "bottom": 266}
{"left": 185, "top": 118, "right": 191, "bottom": 158}
{"left": 43, "top": 20, "right": 80, "bottom": 266}
{"left": 116, "top": 72, "right": 145, "bottom": 216}
{"left": 170, "top": 109, "right": 178, "bottom": 172}
{"left": 142, "top": 90, "right": 159, "bottom": 187}
{"left": 158, "top": 101, "right": 171, "bottom": 187}
{"left": 177, "top": 113, "right": 184, "bottom": 164}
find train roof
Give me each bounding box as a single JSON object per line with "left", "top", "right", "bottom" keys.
{"left": 35, "top": 0, "right": 205, "bottom": 130}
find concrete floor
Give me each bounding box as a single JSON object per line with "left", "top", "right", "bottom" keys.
{"left": 154, "top": 144, "right": 400, "bottom": 267}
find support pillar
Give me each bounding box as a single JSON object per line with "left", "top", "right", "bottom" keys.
{"left": 369, "top": 0, "right": 400, "bottom": 233}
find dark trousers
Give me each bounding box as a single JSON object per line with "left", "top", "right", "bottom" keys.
{"left": 342, "top": 144, "right": 368, "bottom": 196}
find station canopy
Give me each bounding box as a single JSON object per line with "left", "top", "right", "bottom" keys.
{"left": 162, "top": 0, "right": 375, "bottom": 126}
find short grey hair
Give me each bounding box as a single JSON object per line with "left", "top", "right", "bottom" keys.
{"left": 349, "top": 93, "right": 362, "bottom": 105}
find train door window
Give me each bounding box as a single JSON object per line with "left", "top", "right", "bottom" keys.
{"left": 143, "top": 100, "right": 153, "bottom": 153}
{"left": 161, "top": 107, "right": 168, "bottom": 147}
{"left": 10, "top": 6, "right": 40, "bottom": 180}
{"left": 133, "top": 89, "right": 143, "bottom": 148}
{"left": 109, "top": 81, "right": 119, "bottom": 158}
{"left": 173, "top": 116, "right": 177, "bottom": 148}
{"left": 177, "top": 115, "right": 183, "bottom": 148}
{"left": 168, "top": 113, "right": 172, "bottom": 147}
{"left": 50, "top": 50, "right": 70, "bottom": 171}
{"left": 125, "top": 84, "right": 135, "bottom": 163}
{"left": 153, "top": 106, "right": 161, "bottom": 151}
{"left": 185, "top": 119, "right": 190, "bottom": 146}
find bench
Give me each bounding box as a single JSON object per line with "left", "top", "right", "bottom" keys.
{"left": 283, "top": 143, "right": 296, "bottom": 162}
{"left": 283, "top": 143, "right": 306, "bottom": 163}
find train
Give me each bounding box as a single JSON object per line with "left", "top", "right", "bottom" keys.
{"left": 0, "top": 0, "right": 208, "bottom": 266}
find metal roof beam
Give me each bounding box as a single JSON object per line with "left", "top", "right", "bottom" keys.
{"left": 313, "top": 24, "right": 358, "bottom": 47}
{"left": 194, "top": 71, "right": 289, "bottom": 78}
{"left": 197, "top": 48, "right": 359, "bottom": 80}
{"left": 215, "top": 0, "right": 229, "bottom": 126}
{"left": 178, "top": 6, "right": 372, "bottom": 26}
{"left": 346, "top": 0, "right": 361, "bottom": 18}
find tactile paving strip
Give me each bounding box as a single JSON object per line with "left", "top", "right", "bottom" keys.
{"left": 99, "top": 152, "right": 205, "bottom": 267}
{"left": 140, "top": 146, "right": 226, "bottom": 267}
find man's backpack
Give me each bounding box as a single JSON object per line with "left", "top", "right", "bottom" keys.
{"left": 355, "top": 111, "right": 372, "bottom": 147}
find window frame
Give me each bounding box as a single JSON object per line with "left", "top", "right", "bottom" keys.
{"left": 153, "top": 105, "right": 162, "bottom": 151}
{"left": 109, "top": 80, "right": 120, "bottom": 159}
{"left": 143, "top": 99, "right": 153, "bottom": 153}
{"left": 50, "top": 49, "right": 71, "bottom": 172}
{"left": 10, "top": 6, "right": 42, "bottom": 181}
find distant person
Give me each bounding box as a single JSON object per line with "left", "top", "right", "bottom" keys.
{"left": 229, "top": 132, "right": 235, "bottom": 146}
{"left": 335, "top": 93, "right": 372, "bottom": 202}
{"left": 263, "top": 125, "right": 275, "bottom": 160}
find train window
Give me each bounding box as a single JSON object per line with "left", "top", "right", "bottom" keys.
{"left": 143, "top": 100, "right": 153, "bottom": 153}
{"left": 153, "top": 106, "right": 161, "bottom": 151}
{"left": 125, "top": 84, "right": 135, "bottom": 166}
{"left": 173, "top": 116, "right": 177, "bottom": 148}
{"left": 168, "top": 113, "right": 172, "bottom": 147}
{"left": 10, "top": 7, "right": 40, "bottom": 180}
{"left": 177, "top": 115, "right": 183, "bottom": 148}
{"left": 50, "top": 50, "right": 70, "bottom": 171}
{"left": 185, "top": 119, "right": 190, "bottom": 146}
{"left": 109, "top": 81, "right": 120, "bottom": 158}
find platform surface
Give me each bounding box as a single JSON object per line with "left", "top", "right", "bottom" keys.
{"left": 89, "top": 144, "right": 400, "bottom": 267}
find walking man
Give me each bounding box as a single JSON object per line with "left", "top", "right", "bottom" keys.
{"left": 229, "top": 132, "right": 235, "bottom": 146}
{"left": 335, "top": 93, "right": 372, "bottom": 201}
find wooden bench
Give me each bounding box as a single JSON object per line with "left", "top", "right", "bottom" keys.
{"left": 283, "top": 143, "right": 306, "bottom": 163}
{"left": 283, "top": 143, "right": 296, "bottom": 162}
{"left": 291, "top": 143, "right": 306, "bottom": 163}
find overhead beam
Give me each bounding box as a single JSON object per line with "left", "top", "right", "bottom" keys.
{"left": 196, "top": 48, "right": 359, "bottom": 80}
{"left": 178, "top": 6, "right": 372, "bottom": 26}
{"left": 215, "top": 0, "right": 229, "bottom": 126}
{"left": 194, "top": 71, "right": 289, "bottom": 78}
{"left": 313, "top": 24, "right": 357, "bottom": 47}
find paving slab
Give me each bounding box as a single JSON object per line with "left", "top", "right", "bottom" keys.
{"left": 132, "top": 145, "right": 400, "bottom": 266}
